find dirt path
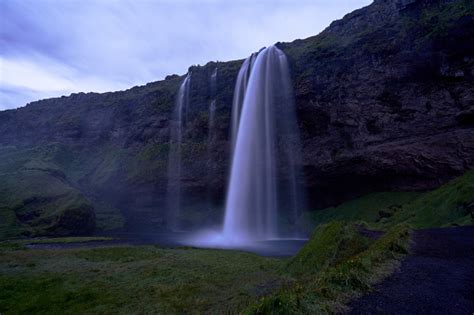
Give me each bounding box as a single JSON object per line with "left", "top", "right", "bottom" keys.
{"left": 348, "top": 226, "right": 474, "bottom": 314}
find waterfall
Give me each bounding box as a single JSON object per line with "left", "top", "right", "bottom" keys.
{"left": 207, "top": 68, "right": 218, "bottom": 205}
{"left": 208, "top": 68, "right": 218, "bottom": 147}
{"left": 230, "top": 52, "right": 258, "bottom": 150}
{"left": 223, "top": 45, "right": 303, "bottom": 243}
{"left": 166, "top": 73, "right": 191, "bottom": 231}
{"left": 191, "top": 45, "right": 304, "bottom": 247}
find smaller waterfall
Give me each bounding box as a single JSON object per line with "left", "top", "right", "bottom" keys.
{"left": 166, "top": 73, "right": 191, "bottom": 231}
{"left": 208, "top": 68, "right": 218, "bottom": 146}
{"left": 208, "top": 100, "right": 217, "bottom": 143}
{"left": 230, "top": 53, "right": 258, "bottom": 150}
{"left": 206, "top": 68, "right": 218, "bottom": 205}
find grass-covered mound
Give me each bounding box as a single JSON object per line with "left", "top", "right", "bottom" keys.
{"left": 0, "top": 145, "right": 125, "bottom": 240}
{"left": 287, "top": 222, "right": 371, "bottom": 276}
{"left": 301, "top": 171, "right": 474, "bottom": 232}
{"left": 249, "top": 224, "right": 411, "bottom": 314}
{"left": 0, "top": 169, "right": 95, "bottom": 240}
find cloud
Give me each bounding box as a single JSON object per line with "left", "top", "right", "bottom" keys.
{"left": 0, "top": 55, "right": 130, "bottom": 110}
{"left": 0, "top": 0, "right": 372, "bottom": 110}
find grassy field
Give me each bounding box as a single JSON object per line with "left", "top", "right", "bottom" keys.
{"left": 27, "top": 236, "right": 115, "bottom": 244}
{"left": 0, "top": 244, "right": 287, "bottom": 314}
{"left": 0, "top": 222, "right": 411, "bottom": 314}
{"left": 1, "top": 172, "right": 471, "bottom": 313}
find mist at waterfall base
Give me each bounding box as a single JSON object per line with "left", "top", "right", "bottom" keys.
{"left": 184, "top": 45, "right": 307, "bottom": 253}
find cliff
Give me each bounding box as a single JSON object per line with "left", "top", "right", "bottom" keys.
{"left": 0, "top": 0, "right": 473, "bottom": 238}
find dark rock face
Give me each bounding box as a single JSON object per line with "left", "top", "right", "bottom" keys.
{"left": 0, "top": 0, "right": 473, "bottom": 232}
{"left": 279, "top": 0, "right": 474, "bottom": 208}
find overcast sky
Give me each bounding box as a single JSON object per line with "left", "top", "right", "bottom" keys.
{"left": 0, "top": 0, "right": 371, "bottom": 110}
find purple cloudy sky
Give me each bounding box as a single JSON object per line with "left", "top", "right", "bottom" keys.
{"left": 0, "top": 0, "right": 371, "bottom": 110}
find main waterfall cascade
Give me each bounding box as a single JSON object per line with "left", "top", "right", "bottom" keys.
{"left": 166, "top": 73, "right": 191, "bottom": 231}
{"left": 191, "top": 45, "right": 305, "bottom": 247}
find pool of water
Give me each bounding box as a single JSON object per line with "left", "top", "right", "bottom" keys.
{"left": 28, "top": 231, "right": 308, "bottom": 257}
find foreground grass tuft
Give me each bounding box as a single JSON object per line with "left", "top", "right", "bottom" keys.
{"left": 287, "top": 222, "right": 371, "bottom": 276}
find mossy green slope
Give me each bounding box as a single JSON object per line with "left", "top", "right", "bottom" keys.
{"left": 0, "top": 145, "right": 125, "bottom": 240}
{"left": 299, "top": 192, "right": 420, "bottom": 233}
{"left": 0, "top": 169, "right": 94, "bottom": 239}
{"left": 381, "top": 170, "right": 474, "bottom": 229}
{"left": 301, "top": 171, "right": 474, "bottom": 233}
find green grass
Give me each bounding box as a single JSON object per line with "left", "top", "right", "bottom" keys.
{"left": 248, "top": 223, "right": 411, "bottom": 314}
{"left": 287, "top": 222, "right": 371, "bottom": 276}
{"left": 0, "top": 169, "right": 94, "bottom": 239}
{"left": 0, "top": 237, "right": 115, "bottom": 251}
{"left": 28, "top": 237, "right": 115, "bottom": 245}
{"left": 0, "top": 145, "right": 125, "bottom": 240}
{"left": 9, "top": 164, "right": 469, "bottom": 314}
{"left": 300, "top": 171, "right": 474, "bottom": 232}
{"left": 0, "top": 222, "right": 410, "bottom": 314}
{"left": 0, "top": 245, "right": 286, "bottom": 314}
{"left": 380, "top": 171, "right": 474, "bottom": 229}
{"left": 299, "top": 192, "right": 420, "bottom": 233}
{"left": 0, "top": 170, "right": 471, "bottom": 313}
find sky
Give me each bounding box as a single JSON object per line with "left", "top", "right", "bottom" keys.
{"left": 0, "top": 0, "right": 372, "bottom": 110}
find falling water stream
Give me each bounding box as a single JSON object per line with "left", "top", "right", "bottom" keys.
{"left": 231, "top": 52, "right": 258, "bottom": 150}
{"left": 190, "top": 45, "right": 304, "bottom": 248}
{"left": 207, "top": 68, "right": 218, "bottom": 205}
{"left": 166, "top": 73, "right": 191, "bottom": 231}
{"left": 207, "top": 68, "right": 218, "bottom": 154}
